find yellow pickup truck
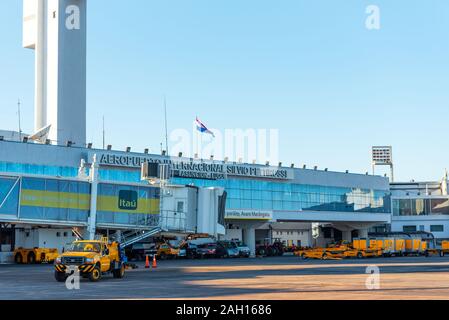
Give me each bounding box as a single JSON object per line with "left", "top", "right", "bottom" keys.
{"left": 54, "top": 238, "right": 125, "bottom": 282}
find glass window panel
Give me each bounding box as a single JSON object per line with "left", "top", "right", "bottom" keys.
{"left": 273, "top": 201, "right": 283, "bottom": 210}
{"left": 261, "top": 190, "right": 272, "bottom": 200}
{"left": 430, "top": 199, "right": 449, "bottom": 215}
{"left": 273, "top": 192, "right": 282, "bottom": 201}
{"left": 412, "top": 199, "right": 426, "bottom": 216}
{"left": 251, "top": 199, "right": 262, "bottom": 210}
{"left": 403, "top": 225, "right": 417, "bottom": 232}
{"left": 399, "top": 199, "right": 412, "bottom": 216}
{"left": 262, "top": 200, "right": 272, "bottom": 210}
{"left": 241, "top": 199, "right": 251, "bottom": 209}
{"left": 430, "top": 225, "right": 444, "bottom": 232}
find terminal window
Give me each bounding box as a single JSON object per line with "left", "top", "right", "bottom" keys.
{"left": 403, "top": 225, "right": 417, "bottom": 233}
{"left": 393, "top": 198, "right": 449, "bottom": 216}
{"left": 430, "top": 225, "right": 444, "bottom": 232}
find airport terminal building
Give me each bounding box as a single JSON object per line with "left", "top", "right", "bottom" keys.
{"left": 0, "top": 138, "right": 392, "bottom": 260}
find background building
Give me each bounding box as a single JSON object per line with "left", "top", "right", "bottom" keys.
{"left": 390, "top": 173, "right": 449, "bottom": 244}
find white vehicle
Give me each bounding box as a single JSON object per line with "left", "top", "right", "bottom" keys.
{"left": 233, "top": 241, "right": 251, "bottom": 258}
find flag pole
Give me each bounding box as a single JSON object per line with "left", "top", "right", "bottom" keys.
{"left": 200, "top": 130, "right": 203, "bottom": 159}
{"left": 196, "top": 116, "right": 199, "bottom": 158}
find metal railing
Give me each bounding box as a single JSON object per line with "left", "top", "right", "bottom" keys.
{"left": 112, "top": 210, "right": 189, "bottom": 248}
{"left": 159, "top": 210, "right": 188, "bottom": 233}
{"left": 119, "top": 227, "right": 162, "bottom": 248}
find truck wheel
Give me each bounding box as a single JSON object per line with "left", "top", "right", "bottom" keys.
{"left": 55, "top": 271, "right": 67, "bottom": 283}
{"left": 113, "top": 263, "right": 125, "bottom": 279}
{"left": 88, "top": 266, "right": 102, "bottom": 282}
{"left": 14, "top": 253, "right": 23, "bottom": 264}
{"left": 357, "top": 252, "right": 363, "bottom": 259}
{"left": 301, "top": 253, "right": 308, "bottom": 260}
{"left": 322, "top": 253, "right": 328, "bottom": 260}
{"left": 28, "top": 253, "right": 36, "bottom": 264}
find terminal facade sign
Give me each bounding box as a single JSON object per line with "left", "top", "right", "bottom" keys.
{"left": 225, "top": 210, "right": 273, "bottom": 221}
{"left": 87, "top": 151, "right": 293, "bottom": 180}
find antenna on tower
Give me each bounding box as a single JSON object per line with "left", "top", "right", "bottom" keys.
{"left": 164, "top": 95, "right": 169, "bottom": 155}
{"left": 17, "top": 99, "right": 22, "bottom": 141}
{"left": 102, "top": 115, "right": 105, "bottom": 150}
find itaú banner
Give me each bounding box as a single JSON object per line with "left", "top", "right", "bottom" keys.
{"left": 225, "top": 210, "right": 273, "bottom": 221}
{"left": 87, "top": 151, "right": 294, "bottom": 180}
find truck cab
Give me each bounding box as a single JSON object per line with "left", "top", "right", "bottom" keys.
{"left": 54, "top": 238, "right": 125, "bottom": 282}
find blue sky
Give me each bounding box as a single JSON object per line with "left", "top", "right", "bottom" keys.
{"left": 0, "top": 0, "right": 448, "bottom": 181}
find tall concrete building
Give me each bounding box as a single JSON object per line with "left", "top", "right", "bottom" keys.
{"left": 23, "top": 0, "right": 87, "bottom": 146}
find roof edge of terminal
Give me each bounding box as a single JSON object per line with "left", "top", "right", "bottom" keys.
{"left": 0, "top": 138, "right": 388, "bottom": 179}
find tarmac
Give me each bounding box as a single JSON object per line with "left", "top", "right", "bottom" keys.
{"left": 1, "top": 256, "right": 449, "bottom": 300}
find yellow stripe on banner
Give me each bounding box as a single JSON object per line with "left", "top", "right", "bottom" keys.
{"left": 20, "top": 190, "right": 91, "bottom": 210}
{"left": 20, "top": 190, "right": 159, "bottom": 214}
{"left": 97, "top": 196, "right": 159, "bottom": 214}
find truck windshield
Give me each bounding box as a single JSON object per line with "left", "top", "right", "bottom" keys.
{"left": 70, "top": 242, "right": 101, "bottom": 253}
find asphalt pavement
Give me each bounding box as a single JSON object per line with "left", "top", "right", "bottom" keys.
{"left": 2, "top": 256, "right": 449, "bottom": 300}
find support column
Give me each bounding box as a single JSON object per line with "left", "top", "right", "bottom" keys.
{"left": 115, "top": 230, "right": 122, "bottom": 242}
{"left": 34, "top": 0, "right": 47, "bottom": 133}
{"left": 307, "top": 227, "right": 314, "bottom": 248}
{"left": 243, "top": 228, "right": 256, "bottom": 258}
{"left": 87, "top": 155, "right": 99, "bottom": 240}
{"left": 358, "top": 229, "right": 369, "bottom": 239}
{"left": 342, "top": 231, "right": 352, "bottom": 242}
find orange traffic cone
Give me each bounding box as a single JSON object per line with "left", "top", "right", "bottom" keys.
{"left": 145, "top": 255, "right": 150, "bottom": 269}
{"left": 152, "top": 255, "right": 157, "bottom": 269}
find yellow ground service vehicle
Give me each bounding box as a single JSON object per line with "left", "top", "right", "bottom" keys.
{"left": 296, "top": 241, "right": 350, "bottom": 260}
{"left": 14, "top": 247, "right": 59, "bottom": 264}
{"left": 369, "top": 238, "right": 405, "bottom": 257}
{"left": 426, "top": 241, "right": 449, "bottom": 257}
{"left": 298, "top": 248, "right": 344, "bottom": 260}
{"left": 54, "top": 237, "right": 125, "bottom": 282}
{"left": 405, "top": 239, "right": 427, "bottom": 256}
{"left": 157, "top": 243, "right": 180, "bottom": 260}
{"left": 441, "top": 241, "right": 449, "bottom": 256}
{"left": 392, "top": 239, "right": 406, "bottom": 256}
{"left": 347, "top": 239, "right": 382, "bottom": 258}
{"left": 294, "top": 247, "right": 312, "bottom": 258}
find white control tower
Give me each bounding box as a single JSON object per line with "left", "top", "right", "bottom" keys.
{"left": 23, "top": 0, "right": 87, "bottom": 146}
